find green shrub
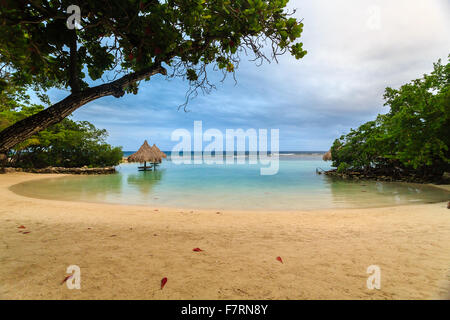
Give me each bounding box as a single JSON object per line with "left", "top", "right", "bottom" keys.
{"left": 337, "top": 162, "right": 350, "bottom": 173}
{"left": 1, "top": 105, "right": 122, "bottom": 168}
{"left": 331, "top": 57, "right": 450, "bottom": 176}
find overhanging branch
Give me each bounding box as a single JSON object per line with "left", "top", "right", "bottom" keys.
{"left": 0, "top": 64, "right": 166, "bottom": 153}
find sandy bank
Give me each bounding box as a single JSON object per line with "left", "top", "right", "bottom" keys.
{"left": 0, "top": 172, "right": 449, "bottom": 299}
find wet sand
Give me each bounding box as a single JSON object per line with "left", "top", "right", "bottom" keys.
{"left": 0, "top": 173, "right": 449, "bottom": 299}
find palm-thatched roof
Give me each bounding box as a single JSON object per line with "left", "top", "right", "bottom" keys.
{"left": 151, "top": 144, "right": 167, "bottom": 159}
{"left": 322, "top": 150, "right": 332, "bottom": 161}
{"left": 128, "top": 140, "right": 162, "bottom": 163}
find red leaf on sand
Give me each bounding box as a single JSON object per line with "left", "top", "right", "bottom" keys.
{"left": 192, "top": 248, "right": 203, "bottom": 252}
{"left": 161, "top": 277, "right": 167, "bottom": 289}
{"left": 61, "top": 275, "right": 73, "bottom": 285}
{"left": 276, "top": 256, "right": 283, "bottom": 264}
{"left": 18, "top": 225, "right": 26, "bottom": 229}
{"left": 22, "top": 231, "right": 31, "bottom": 234}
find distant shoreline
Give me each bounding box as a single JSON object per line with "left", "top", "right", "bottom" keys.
{"left": 122, "top": 151, "right": 329, "bottom": 157}
{"left": 2, "top": 166, "right": 115, "bottom": 175}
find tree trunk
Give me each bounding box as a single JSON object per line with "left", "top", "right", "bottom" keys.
{"left": 0, "top": 64, "right": 166, "bottom": 154}
{"left": 0, "top": 152, "right": 6, "bottom": 171}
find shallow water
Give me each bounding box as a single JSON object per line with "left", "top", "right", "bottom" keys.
{"left": 10, "top": 155, "right": 450, "bottom": 211}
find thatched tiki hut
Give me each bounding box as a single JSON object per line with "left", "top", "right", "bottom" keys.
{"left": 323, "top": 150, "right": 332, "bottom": 161}
{"left": 128, "top": 140, "right": 165, "bottom": 171}
{"left": 151, "top": 144, "right": 167, "bottom": 160}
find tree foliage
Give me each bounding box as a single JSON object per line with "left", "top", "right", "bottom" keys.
{"left": 0, "top": 0, "right": 306, "bottom": 99}
{"left": 0, "top": 0, "right": 306, "bottom": 153}
{"left": 331, "top": 57, "right": 450, "bottom": 177}
{"left": 0, "top": 105, "right": 123, "bottom": 168}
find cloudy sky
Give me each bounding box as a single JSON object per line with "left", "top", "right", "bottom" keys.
{"left": 52, "top": 0, "right": 450, "bottom": 151}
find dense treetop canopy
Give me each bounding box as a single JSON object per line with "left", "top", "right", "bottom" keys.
{"left": 0, "top": 0, "right": 306, "bottom": 102}
{"left": 331, "top": 57, "right": 450, "bottom": 178}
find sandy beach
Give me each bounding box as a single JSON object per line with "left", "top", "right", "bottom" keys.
{"left": 0, "top": 172, "right": 449, "bottom": 300}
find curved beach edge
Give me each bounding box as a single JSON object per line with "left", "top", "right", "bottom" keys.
{"left": 0, "top": 172, "right": 449, "bottom": 300}
{"left": 6, "top": 172, "right": 450, "bottom": 213}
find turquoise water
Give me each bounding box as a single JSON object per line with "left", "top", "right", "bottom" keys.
{"left": 10, "top": 155, "right": 450, "bottom": 210}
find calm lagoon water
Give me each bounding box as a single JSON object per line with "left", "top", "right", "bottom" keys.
{"left": 10, "top": 154, "right": 450, "bottom": 211}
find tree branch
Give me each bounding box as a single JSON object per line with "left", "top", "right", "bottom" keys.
{"left": 0, "top": 64, "right": 166, "bottom": 153}
{"left": 68, "top": 29, "right": 80, "bottom": 93}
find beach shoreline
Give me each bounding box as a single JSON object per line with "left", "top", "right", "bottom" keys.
{"left": 1, "top": 172, "right": 449, "bottom": 299}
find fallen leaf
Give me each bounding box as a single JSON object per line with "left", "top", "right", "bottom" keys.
{"left": 18, "top": 225, "right": 26, "bottom": 229}
{"left": 22, "top": 231, "right": 31, "bottom": 235}
{"left": 161, "top": 277, "right": 167, "bottom": 289}
{"left": 276, "top": 256, "right": 283, "bottom": 264}
{"left": 192, "top": 248, "right": 203, "bottom": 252}
{"left": 61, "top": 275, "right": 73, "bottom": 285}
